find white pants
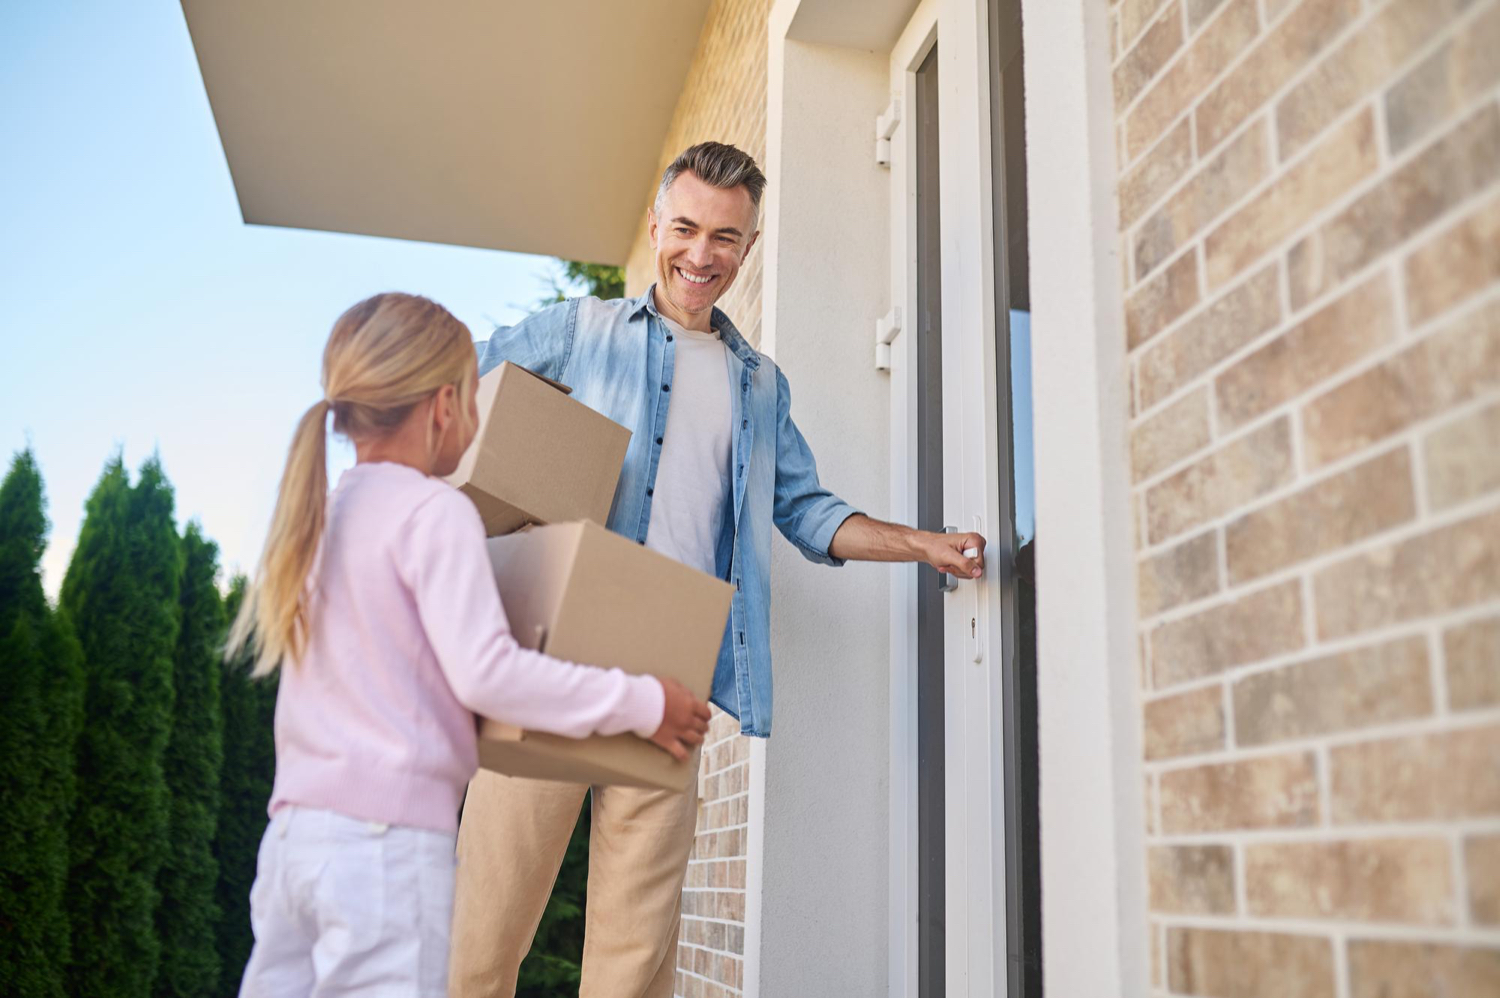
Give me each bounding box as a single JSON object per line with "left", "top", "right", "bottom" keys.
{"left": 239, "top": 806, "right": 458, "bottom": 998}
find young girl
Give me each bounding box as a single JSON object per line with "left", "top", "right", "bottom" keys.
{"left": 229, "top": 293, "right": 709, "bottom": 996}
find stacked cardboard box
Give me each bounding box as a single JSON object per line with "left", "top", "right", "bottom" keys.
{"left": 448, "top": 362, "right": 732, "bottom": 792}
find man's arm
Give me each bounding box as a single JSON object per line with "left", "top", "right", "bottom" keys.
{"left": 828, "top": 514, "right": 986, "bottom": 580}
{"left": 771, "top": 368, "right": 986, "bottom": 578}
{"left": 474, "top": 299, "right": 576, "bottom": 380}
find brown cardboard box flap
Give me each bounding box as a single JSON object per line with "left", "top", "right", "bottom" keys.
{"left": 508, "top": 364, "right": 572, "bottom": 395}
{"left": 477, "top": 521, "right": 733, "bottom": 791}
{"left": 446, "top": 362, "right": 629, "bottom": 536}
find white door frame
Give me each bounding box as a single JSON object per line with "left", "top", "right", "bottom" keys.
{"left": 887, "top": 0, "right": 1009, "bottom": 995}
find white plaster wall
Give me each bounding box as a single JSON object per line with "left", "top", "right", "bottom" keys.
{"left": 1022, "top": 0, "right": 1149, "bottom": 996}
{"left": 751, "top": 30, "right": 894, "bottom": 998}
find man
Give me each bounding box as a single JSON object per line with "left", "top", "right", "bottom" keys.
{"left": 451, "top": 142, "right": 985, "bottom": 997}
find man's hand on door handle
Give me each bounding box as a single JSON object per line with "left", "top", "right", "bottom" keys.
{"left": 828, "top": 514, "right": 987, "bottom": 579}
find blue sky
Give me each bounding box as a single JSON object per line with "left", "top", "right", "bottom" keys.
{"left": 1, "top": 2, "right": 568, "bottom": 595}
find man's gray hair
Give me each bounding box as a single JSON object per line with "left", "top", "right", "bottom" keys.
{"left": 654, "top": 142, "right": 766, "bottom": 230}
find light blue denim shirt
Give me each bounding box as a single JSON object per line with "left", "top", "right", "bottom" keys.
{"left": 476, "top": 285, "right": 859, "bottom": 737}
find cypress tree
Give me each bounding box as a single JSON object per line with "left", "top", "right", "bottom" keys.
{"left": 0, "top": 448, "right": 84, "bottom": 998}
{"left": 213, "top": 577, "right": 278, "bottom": 995}
{"left": 154, "top": 522, "right": 225, "bottom": 997}
{"left": 61, "top": 455, "right": 182, "bottom": 998}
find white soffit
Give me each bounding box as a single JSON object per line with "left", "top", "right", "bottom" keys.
{"left": 180, "top": 1, "right": 712, "bottom": 264}
{"left": 785, "top": 0, "right": 920, "bottom": 51}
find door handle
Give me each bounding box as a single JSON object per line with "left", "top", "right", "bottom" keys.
{"left": 939, "top": 526, "right": 959, "bottom": 592}
{"left": 940, "top": 525, "right": 983, "bottom": 593}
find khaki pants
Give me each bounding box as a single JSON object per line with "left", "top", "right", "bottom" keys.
{"left": 449, "top": 766, "right": 699, "bottom": 998}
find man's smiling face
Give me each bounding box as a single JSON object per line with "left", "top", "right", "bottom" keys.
{"left": 649, "top": 170, "right": 759, "bottom": 325}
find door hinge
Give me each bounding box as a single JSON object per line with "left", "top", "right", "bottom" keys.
{"left": 875, "top": 98, "right": 901, "bottom": 167}
{"left": 874, "top": 306, "right": 902, "bottom": 371}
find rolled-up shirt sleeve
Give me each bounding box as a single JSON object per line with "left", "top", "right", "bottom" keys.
{"left": 771, "top": 367, "right": 861, "bottom": 567}
{"left": 397, "top": 488, "right": 664, "bottom": 739}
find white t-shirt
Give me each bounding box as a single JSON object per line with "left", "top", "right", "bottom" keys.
{"left": 645, "top": 316, "right": 733, "bottom": 576}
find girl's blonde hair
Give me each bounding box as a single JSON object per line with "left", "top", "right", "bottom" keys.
{"left": 228, "top": 292, "right": 477, "bottom": 677}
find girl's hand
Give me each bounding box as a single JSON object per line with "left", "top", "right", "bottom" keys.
{"left": 648, "top": 678, "right": 712, "bottom": 761}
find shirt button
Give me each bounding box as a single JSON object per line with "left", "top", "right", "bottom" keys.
{"left": 667, "top": 335, "right": 674, "bottom": 342}
{"left": 655, "top": 436, "right": 663, "bottom": 445}
{"left": 742, "top": 419, "right": 748, "bottom": 429}
{"left": 662, "top": 384, "right": 671, "bottom": 392}
{"left": 646, "top": 487, "right": 654, "bottom": 497}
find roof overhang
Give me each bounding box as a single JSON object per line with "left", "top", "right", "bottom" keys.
{"left": 181, "top": 1, "right": 712, "bottom": 264}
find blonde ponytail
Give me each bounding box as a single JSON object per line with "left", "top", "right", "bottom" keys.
{"left": 227, "top": 292, "right": 476, "bottom": 676}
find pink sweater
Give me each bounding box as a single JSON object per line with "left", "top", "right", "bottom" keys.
{"left": 268, "top": 462, "right": 665, "bottom": 833}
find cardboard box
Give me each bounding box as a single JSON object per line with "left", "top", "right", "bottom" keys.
{"left": 478, "top": 520, "right": 734, "bottom": 791}
{"left": 447, "top": 362, "right": 631, "bottom": 536}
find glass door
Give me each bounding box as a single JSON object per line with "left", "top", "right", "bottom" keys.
{"left": 914, "top": 40, "right": 946, "bottom": 998}
{"left": 989, "top": 0, "right": 1040, "bottom": 994}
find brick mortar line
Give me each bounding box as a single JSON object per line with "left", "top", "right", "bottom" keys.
{"left": 1233, "top": 838, "right": 1250, "bottom": 917}
{"left": 1133, "top": 165, "right": 1500, "bottom": 436}
{"left": 1114, "top": 0, "right": 1279, "bottom": 133}
{"left": 1116, "top": 0, "right": 1351, "bottom": 180}
{"left": 1287, "top": 398, "right": 1308, "bottom": 482}
{"left": 677, "top": 943, "right": 745, "bottom": 963}
{"left": 1166, "top": 492, "right": 1500, "bottom": 642}
{"left": 1299, "top": 572, "right": 1319, "bottom": 653}
{"left": 1149, "top": 818, "right": 1500, "bottom": 847}
{"left": 1129, "top": 335, "right": 1489, "bottom": 510}
{"left": 1136, "top": 0, "right": 1469, "bottom": 184}
{"left": 1111, "top": 0, "right": 1175, "bottom": 71}
{"left": 1149, "top": 913, "right": 1500, "bottom": 945}
{"left": 1122, "top": 108, "right": 1278, "bottom": 288}
{"left": 679, "top": 914, "right": 749, "bottom": 928}
{"left": 677, "top": 937, "right": 745, "bottom": 954}
{"left": 1154, "top": 771, "right": 1165, "bottom": 837}
{"left": 1124, "top": 100, "right": 1500, "bottom": 375}
{"left": 1390, "top": 249, "right": 1415, "bottom": 337}
{"left": 1428, "top": 627, "right": 1450, "bottom": 718}
{"left": 1143, "top": 596, "right": 1500, "bottom": 701}
{"left": 1452, "top": 827, "right": 1472, "bottom": 931}
{"left": 697, "top": 768, "right": 747, "bottom": 794}
{"left": 677, "top": 942, "right": 745, "bottom": 966}
{"left": 1132, "top": 394, "right": 1500, "bottom": 576}
{"left": 691, "top": 820, "right": 749, "bottom": 834}
{"left": 700, "top": 755, "right": 750, "bottom": 778}
{"left": 1127, "top": 270, "right": 1440, "bottom": 462}
{"left": 1135, "top": 483, "right": 1500, "bottom": 633}
{"left": 1127, "top": 176, "right": 1500, "bottom": 439}
{"left": 1158, "top": 915, "right": 1171, "bottom": 989}
{"left": 673, "top": 967, "right": 743, "bottom": 997}
{"left": 1316, "top": 744, "right": 1333, "bottom": 828}
{"left": 1221, "top": 670, "right": 1237, "bottom": 751}
{"left": 1332, "top": 924, "right": 1351, "bottom": 998}
{"left": 1142, "top": 702, "right": 1500, "bottom": 773}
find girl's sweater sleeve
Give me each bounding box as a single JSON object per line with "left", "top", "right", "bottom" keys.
{"left": 398, "top": 488, "right": 664, "bottom": 740}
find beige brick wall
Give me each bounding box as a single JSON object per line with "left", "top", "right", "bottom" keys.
{"left": 619, "top": 3, "right": 770, "bottom": 996}
{"left": 623, "top": 0, "right": 769, "bottom": 352}
{"left": 1114, "top": 0, "right": 1500, "bottom": 994}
